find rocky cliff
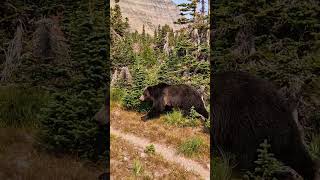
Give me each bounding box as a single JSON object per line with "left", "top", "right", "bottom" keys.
{"left": 110, "top": 0, "right": 182, "bottom": 35}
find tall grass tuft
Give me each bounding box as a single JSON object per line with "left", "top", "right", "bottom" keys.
{"left": 132, "top": 159, "right": 143, "bottom": 176}
{"left": 178, "top": 136, "right": 205, "bottom": 157}
{"left": 211, "top": 154, "right": 233, "bottom": 180}
{"left": 309, "top": 134, "right": 320, "bottom": 158}
{"left": 0, "top": 85, "right": 49, "bottom": 128}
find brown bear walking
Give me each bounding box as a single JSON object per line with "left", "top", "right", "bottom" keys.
{"left": 212, "top": 71, "right": 320, "bottom": 180}
{"left": 139, "top": 83, "right": 209, "bottom": 121}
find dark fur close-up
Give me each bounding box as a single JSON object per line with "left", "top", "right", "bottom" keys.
{"left": 211, "top": 71, "right": 320, "bottom": 180}
{"left": 139, "top": 83, "right": 208, "bottom": 121}
{"left": 98, "top": 172, "right": 108, "bottom": 180}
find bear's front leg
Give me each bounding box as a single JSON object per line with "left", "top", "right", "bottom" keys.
{"left": 141, "top": 102, "right": 164, "bottom": 121}
{"left": 141, "top": 109, "right": 160, "bottom": 121}
{"left": 141, "top": 114, "right": 149, "bottom": 121}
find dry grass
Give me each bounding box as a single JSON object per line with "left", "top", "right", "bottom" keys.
{"left": 0, "top": 127, "right": 104, "bottom": 180}
{"left": 110, "top": 103, "right": 210, "bottom": 166}
{"left": 110, "top": 133, "right": 201, "bottom": 179}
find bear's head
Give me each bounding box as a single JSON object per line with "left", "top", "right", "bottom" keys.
{"left": 139, "top": 83, "right": 169, "bottom": 102}
{"left": 139, "top": 87, "right": 154, "bottom": 102}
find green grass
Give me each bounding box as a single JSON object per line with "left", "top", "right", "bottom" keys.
{"left": 178, "top": 136, "right": 205, "bottom": 157}
{"left": 132, "top": 159, "right": 143, "bottom": 176}
{"left": 164, "top": 110, "right": 200, "bottom": 127}
{"left": 0, "top": 85, "right": 50, "bottom": 128}
{"left": 205, "top": 118, "right": 210, "bottom": 128}
{"left": 110, "top": 134, "right": 117, "bottom": 142}
{"left": 110, "top": 87, "right": 126, "bottom": 102}
{"left": 309, "top": 133, "right": 320, "bottom": 158}
{"left": 144, "top": 144, "right": 155, "bottom": 155}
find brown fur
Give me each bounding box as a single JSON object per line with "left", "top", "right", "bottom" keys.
{"left": 140, "top": 83, "right": 209, "bottom": 121}
{"left": 211, "top": 71, "right": 320, "bottom": 180}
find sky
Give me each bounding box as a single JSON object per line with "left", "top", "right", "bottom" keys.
{"left": 172, "top": 0, "right": 209, "bottom": 14}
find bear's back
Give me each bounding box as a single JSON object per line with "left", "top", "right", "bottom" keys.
{"left": 166, "top": 84, "right": 201, "bottom": 98}
{"left": 212, "top": 71, "right": 291, "bottom": 116}
{"left": 212, "top": 71, "right": 297, "bottom": 133}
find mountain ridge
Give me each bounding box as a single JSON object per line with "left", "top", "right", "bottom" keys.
{"left": 111, "top": 0, "right": 182, "bottom": 35}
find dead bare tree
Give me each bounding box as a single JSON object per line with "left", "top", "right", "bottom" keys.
{"left": 32, "top": 17, "right": 70, "bottom": 64}
{"left": 1, "top": 21, "right": 23, "bottom": 82}
{"left": 110, "top": 68, "right": 118, "bottom": 87}
{"left": 119, "top": 66, "right": 132, "bottom": 84}
{"left": 111, "top": 66, "right": 132, "bottom": 87}
{"left": 232, "top": 15, "right": 256, "bottom": 56}
{"left": 163, "top": 32, "right": 171, "bottom": 56}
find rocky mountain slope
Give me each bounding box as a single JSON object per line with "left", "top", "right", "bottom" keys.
{"left": 110, "top": 0, "right": 182, "bottom": 34}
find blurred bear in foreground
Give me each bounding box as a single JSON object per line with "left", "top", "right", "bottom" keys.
{"left": 212, "top": 71, "right": 320, "bottom": 180}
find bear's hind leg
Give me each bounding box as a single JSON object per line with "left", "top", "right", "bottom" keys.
{"left": 181, "top": 109, "right": 191, "bottom": 117}
{"left": 195, "top": 105, "right": 209, "bottom": 120}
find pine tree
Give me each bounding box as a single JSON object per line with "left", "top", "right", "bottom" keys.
{"left": 40, "top": 0, "right": 107, "bottom": 161}
{"left": 244, "top": 140, "right": 284, "bottom": 180}
{"left": 122, "top": 60, "right": 150, "bottom": 112}
{"left": 153, "top": 28, "right": 157, "bottom": 39}
{"left": 175, "top": 0, "right": 198, "bottom": 25}
{"left": 174, "top": 0, "right": 209, "bottom": 52}
{"left": 111, "top": 4, "right": 129, "bottom": 36}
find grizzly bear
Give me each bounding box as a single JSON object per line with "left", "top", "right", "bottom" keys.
{"left": 211, "top": 71, "right": 320, "bottom": 180}
{"left": 139, "top": 83, "right": 208, "bottom": 121}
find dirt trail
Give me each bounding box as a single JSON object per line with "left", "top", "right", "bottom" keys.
{"left": 111, "top": 126, "right": 210, "bottom": 180}
{"left": 110, "top": 103, "right": 210, "bottom": 166}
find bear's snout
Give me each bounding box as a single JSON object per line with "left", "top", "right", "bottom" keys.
{"left": 139, "top": 95, "right": 145, "bottom": 101}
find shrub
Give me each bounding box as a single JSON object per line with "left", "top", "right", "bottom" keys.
{"left": 110, "top": 87, "right": 126, "bottom": 102}
{"left": 39, "top": 92, "right": 106, "bottom": 161}
{"left": 164, "top": 109, "right": 200, "bottom": 127}
{"left": 144, "top": 144, "right": 156, "bottom": 155}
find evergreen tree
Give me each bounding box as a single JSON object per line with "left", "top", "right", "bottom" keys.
{"left": 212, "top": 0, "right": 320, "bottom": 80}
{"left": 111, "top": 4, "right": 129, "bottom": 36}
{"left": 40, "top": 0, "right": 107, "bottom": 161}
{"left": 122, "top": 59, "right": 150, "bottom": 112}
{"left": 153, "top": 28, "right": 157, "bottom": 39}
{"left": 244, "top": 140, "right": 284, "bottom": 180}
{"left": 175, "top": 0, "right": 198, "bottom": 25}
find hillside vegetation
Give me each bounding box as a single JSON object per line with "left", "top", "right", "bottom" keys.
{"left": 0, "top": 0, "right": 107, "bottom": 178}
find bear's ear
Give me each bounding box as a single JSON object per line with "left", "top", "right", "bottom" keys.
{"left": 146, "top": 87, "right": 153, "bottom": 96}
